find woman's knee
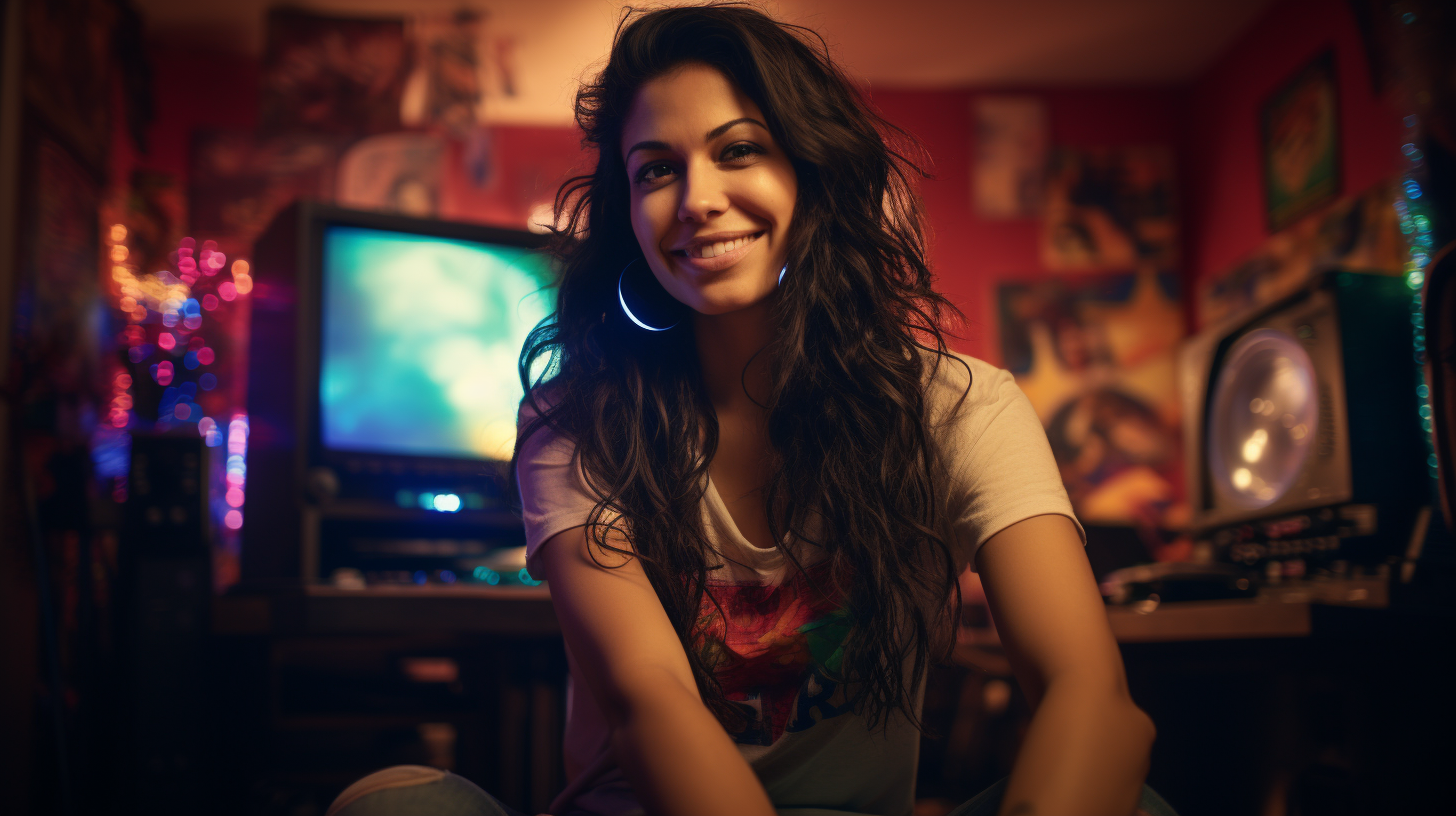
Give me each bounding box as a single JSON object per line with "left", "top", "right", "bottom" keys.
{"left": 326, "top": 765, "right": 516, "bottom": 816}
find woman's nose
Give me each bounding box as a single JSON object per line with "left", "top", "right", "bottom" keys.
{"left": 677, "top": 164, "right": 729, "bottom": 223}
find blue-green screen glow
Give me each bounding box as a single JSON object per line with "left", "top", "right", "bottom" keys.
{"left": 320, "top": 225, "right": 552, "bottom": 461}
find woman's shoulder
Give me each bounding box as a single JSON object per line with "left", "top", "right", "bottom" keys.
{"left": 516, "top": 380, "right": 580, "bottom": 463}
{"left": 517, "top": 379, "right": 575, "bottom": 432}
{"left": 921, "top": 349, "right": 1023, "bottom": 420}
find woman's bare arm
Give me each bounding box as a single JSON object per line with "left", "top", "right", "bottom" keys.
{"left": 535, "top": 526, "right": 776, "bottom": 816}
{"left": 976, "top": 514, "right": 1156, "bottom": 816}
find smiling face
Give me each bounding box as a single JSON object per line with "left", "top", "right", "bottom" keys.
{"left": 621, "top": 62, "right": 797, "bottom": 316}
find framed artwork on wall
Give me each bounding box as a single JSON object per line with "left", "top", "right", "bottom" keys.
{"left": 1262, "top": 49, "right": 1342, "bottom": 232}
{"left": 972, "top": 95, "right": 1048, "bottom": 219}
{"left": 997, "top": 270, "right": 1187, "bottom": 529}
{"left": 1040, "top": 146, "right": 1178, "bottom": 272}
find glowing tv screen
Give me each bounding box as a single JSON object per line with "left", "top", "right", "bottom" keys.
{"left": 318, "top": 224, "right": 553, "bottom": 461}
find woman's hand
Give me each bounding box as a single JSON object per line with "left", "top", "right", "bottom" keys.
{"left": 975, "top": 514, "right": 1156, "bottom": 816}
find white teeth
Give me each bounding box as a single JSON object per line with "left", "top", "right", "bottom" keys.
{"left": 690, "top": 233, "right": 757, "bottom": 259}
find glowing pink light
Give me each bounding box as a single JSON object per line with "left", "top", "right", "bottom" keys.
{"left": 174, "top": 404, "right": 191, "bottom": 420}
{"left": 224, "top": 510, "right": 243, "bottom": 530}
{"left": 202, "top": 294, "right": 219, "bottom": 311}
{"left": 225, "top": 487, "right": 244, "bottom": 507}
{"left": 183, "top": 315, "right": 202, "bottom": 330}
{"left": 202, "top": 239, "right": 218, "bottom": 251}
{"left": 158, "top": 333, "right": 176, "bottom": 350}
{"left": 180, "top": 237, "right": 196, "bottom": 250}
{"left": 154, "top": 361, "right": 174, "bottom": 386}
{"left": 198, "top": 417, "right": 216, "bottom": 436}
{"left": 111, "top": 414, "right": 128, "bottom": 428}
{"left": 218, "top": 282, "right": 237, "bottom": 301}
{"left": 115, "top": 372, "right": 132, "bottom": 388}
{"left": 197, "top": 347, "right": 215, "bottom": 366}
{"left": 178, "top": 257, "right": 197, "bottom": 274}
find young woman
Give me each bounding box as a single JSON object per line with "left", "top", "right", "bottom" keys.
{"left": 328, "top": 5, "right": 1173, "bottom": 816}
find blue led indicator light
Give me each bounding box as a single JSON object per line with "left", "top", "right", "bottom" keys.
{"left": 432, "top": 493, "right": 462, "bottom": 513}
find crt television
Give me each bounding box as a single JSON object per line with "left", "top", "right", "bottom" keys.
{"left": 244, "top": 202, "right": 554, "bottom": 586}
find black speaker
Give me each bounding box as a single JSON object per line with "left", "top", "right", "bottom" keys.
{"left": 1423, "top": 242, "right": 1456, "bottom": 527}
{"left": 1180, "top": 271, "right": 1428, "bottom": 569}
{"left": 119, "top": 433, "right": 211, "bottom": 814}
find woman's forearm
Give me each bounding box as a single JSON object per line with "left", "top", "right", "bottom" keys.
{"left": 609, "top": 672, "right": 776, "bottom": 816}
{"left": 996, "top": 682, "right": 1155, "bottom": 816}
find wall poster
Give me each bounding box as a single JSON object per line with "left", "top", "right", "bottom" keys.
{"left": 1040, "top": 146, "right": 1178, "bottom": 272}
{"left": 972, "top": 95, "right": 1048, "bottom": 219}
{"left": 1197, "top": 179, "right": 1407, "bottom": 327}
{"left": 1262, "top": 49, "right": 1341, "bottom": 232}
{"left": 998, "top": 270, "right": 1188, "bottom": 531}
{"left": 260, "top": 8, "right": 411, "bottom": 137}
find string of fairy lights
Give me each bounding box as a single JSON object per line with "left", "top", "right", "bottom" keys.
{"left": 102, "top": 224, "right": 252, "bottom": 538}
{"left": 1396, "top": 119, "right": 1439, "bottom": 484}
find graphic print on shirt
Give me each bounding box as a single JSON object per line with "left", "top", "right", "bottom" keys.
{"left": 694, "top": 561, "right": 853, "bottom": 745}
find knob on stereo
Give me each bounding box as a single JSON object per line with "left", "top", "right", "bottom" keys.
{"left": 306, "top": 466, "right": 340, "bottom": 504}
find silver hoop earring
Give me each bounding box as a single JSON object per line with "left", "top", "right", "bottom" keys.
{"left": 618, "top": 258, "right": 679, "bottom": 332}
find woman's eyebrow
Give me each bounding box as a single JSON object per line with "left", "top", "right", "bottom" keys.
{"left": 704, "top": 116, "right": 766, "bottom": 140}
{"left": 625, "top": 117, "right": 768, "bottom": 159}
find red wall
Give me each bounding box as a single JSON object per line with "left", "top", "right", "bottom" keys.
{"left": 1179, "top": 0, "right": 1404, "bottom": 328}
{"left": 129, "top": 48, "right": 1184, "bottom": 367}
{"left": 113, "top": 48, "right": 260, "bottom": 212}
{"left": 870, "top": 88, "right": 1182, "bottom": 361}
{"left": 124, "top": 46, "right": 580, "bottom": 240}
{"left": 129, "top": 0, "right": 1404, "bottom": 352}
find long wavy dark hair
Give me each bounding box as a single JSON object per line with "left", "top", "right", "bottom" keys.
{"left": 514, "top": 2, "right": 967, "bottom": 732}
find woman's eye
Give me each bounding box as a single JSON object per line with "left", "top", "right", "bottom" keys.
{"left": 636, "top": 163, "right": 675, "bottom": 185}
{"left": 723, "top": 143, "right": 762, "bottom": 162}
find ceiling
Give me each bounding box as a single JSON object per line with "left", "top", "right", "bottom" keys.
{"left": 133, "top": 0, "right": 1277, "bottom": 124}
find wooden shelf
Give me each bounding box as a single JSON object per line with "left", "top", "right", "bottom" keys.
{"left": 215, "top": 584, "right": 557, "bottom": 636}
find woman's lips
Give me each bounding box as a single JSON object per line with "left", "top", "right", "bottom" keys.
{"left": 669, "top": 231, "right": 764, "bottom": 275}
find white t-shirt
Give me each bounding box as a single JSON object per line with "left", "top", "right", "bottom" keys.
{"left": 516, "top": 353, "right": 1082, "bottom": 816}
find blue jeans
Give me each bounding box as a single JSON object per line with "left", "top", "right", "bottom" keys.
{"left": 326, "top": 765, "right": 1179, "bottom": 816}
